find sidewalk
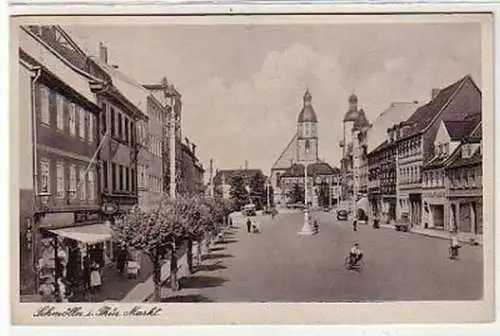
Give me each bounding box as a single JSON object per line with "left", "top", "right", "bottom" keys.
{"left": 379, "top": 223, "right": 482, "bottom": 246}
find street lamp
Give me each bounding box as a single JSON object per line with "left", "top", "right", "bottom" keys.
{"left": 266, "top": 179, "right": 271, "bottom": 210}
{"left": 298, "top": 159, "right": 314, "bottom": 235}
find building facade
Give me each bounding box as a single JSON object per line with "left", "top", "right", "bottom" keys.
{"left": 366, "top": 102, "right": 420, "bottom": 223}
{"left": 279, "top": 163, "right": 341, "bottom": 208}
{"left": 393, "top": 75, "right": 481, "bottom": 229}
{"left": 19, "top": 26, "right": 103, "bottom": 295}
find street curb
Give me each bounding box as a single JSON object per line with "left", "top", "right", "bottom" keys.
{"left": 378, "top": 224, "right": 482, "bottom": 246}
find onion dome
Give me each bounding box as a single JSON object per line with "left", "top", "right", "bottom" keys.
{"left": 297, "top": 89, "right": 318, "bottom": 123}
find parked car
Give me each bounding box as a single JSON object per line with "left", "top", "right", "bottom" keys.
{"left": 336, "top": 209, "right": 348, "bottom": 221}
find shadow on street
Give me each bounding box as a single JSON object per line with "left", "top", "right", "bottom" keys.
{"left": 195, "top": 263, "right": 227, "bottom": 272}
{"left": 179, "top": 275, "right": 228, "bottom": 289}
{"left": 215, "top": 239, "right": 239, "bottom": 245}
{"left": 202, "top": 253, "right": 234, "bottom": 261}
{"left": 161, "top": 294, "right": 214, "bottom": 302}
{"left": 209, "top": 246, "right": 226, "bottom": 252}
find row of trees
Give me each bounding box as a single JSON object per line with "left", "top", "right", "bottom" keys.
{"left": 112, "top": 196, "right": 233, "bottom": 301}
{"left": 287, "top": 182, "right": 332, "bottom": 207}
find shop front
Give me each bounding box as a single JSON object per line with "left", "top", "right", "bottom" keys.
{"left": 36, "top": 211, "right": 112, "bottom": 301}
{"left": 422, "top": 190, "right": 448, "bottom": 230}
{"left": 381, "top": 195, "right": 396, "bottom": 223}
{"left": 447, "top": 191, "right": 483, "bottom": 240}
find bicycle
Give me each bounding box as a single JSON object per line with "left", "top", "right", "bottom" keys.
{"left": 344, "top": 255, "right": 364, "bottom": 270}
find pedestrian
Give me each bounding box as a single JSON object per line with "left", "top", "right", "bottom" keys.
{"left": 117, "top": 246, "right": 127, "bottom": 276}
{"left": 246, "top": 217, "right": 252, "bottom": 233}
{"left": 313, "top": 219, "right": 319, "bottom": 234}
{"left": 353, "top": 218, "right": 358, "bottom": 232}
{"left": 89, "top": 260, "right": 102, "bottom": 293}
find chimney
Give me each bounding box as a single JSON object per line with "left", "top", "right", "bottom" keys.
{"left": 99, "top": 42, "right": 108, "bottom": 64}
{"left": 191, "top": 144, "right": 196, "bottom": 155}
{"left": 431, "top": 88, "right": 440, "bottom": 100}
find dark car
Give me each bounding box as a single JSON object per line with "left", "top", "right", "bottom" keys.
{"left": 336, "top": 209, "right": 348, "bottom": 221}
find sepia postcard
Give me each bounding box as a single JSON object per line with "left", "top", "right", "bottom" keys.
{"left": 9, "top": 12, "right": 495, "bottom": 325}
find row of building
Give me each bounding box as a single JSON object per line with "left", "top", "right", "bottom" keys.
{"left": 18, "top": 25, "right": 205, "bottom": 296}
{"left": 339, "top": 75, "right": 483, "bottom": 242}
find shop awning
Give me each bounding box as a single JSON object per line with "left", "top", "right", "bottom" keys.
{"left": 48, "top": 223, "right": 112, "bottom": 245}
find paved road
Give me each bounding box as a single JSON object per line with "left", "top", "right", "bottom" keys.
{"left": 172, "top": 211, "right": 483, "bottom": 302}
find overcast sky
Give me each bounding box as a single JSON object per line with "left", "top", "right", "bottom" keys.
{"left": 64, "top": 22, "right": 481, "bottom": 176}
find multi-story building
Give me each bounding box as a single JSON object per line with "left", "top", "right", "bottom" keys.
{"left": 393, "top": 75, "right": 481, "bottom": 228}
{"left": 421, "top": 115, "right": 480, "bottom": 232}
{"left": 367, "top": 102, "right": 420, "bottom": 222}
{"left": 178, "top": 137, "right": 205, "bottom": 195}
{"left": 444, "top": 121, "right": 483, "bottom": 242}
{"left": 92, "top": 51, "right": 168, "bottom": 211}
{"left": 19, "top": 26, "right": 103, "bottom": 295}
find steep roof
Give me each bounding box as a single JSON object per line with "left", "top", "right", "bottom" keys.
{"left": 297, "top": 89, "right": 318, "bottom": 123}
{"left": 366, "top": 101, "right": 420, "bottom": 153}
{"left": 90, "top": 56, "right": 150, "bottom": 116}
{"left": 423, "top": 145, "right": 461, "bottom": 170}
{"left": 443, "top": 113, "right": 481, "bottom": 141}
{"left": 445, "top": 145, "right": 482, "bottom": 169}
{"left": 401, "top": 75, "right": 472, "bottom": 139}
{"left": 281, "top": 162, "right": 340, "bottom": 178}
{"left": 271, "top": 133, "right": 299, "bottom": 170}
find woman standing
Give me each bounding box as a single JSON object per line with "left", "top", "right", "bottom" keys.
{"left": 89, "top": 260, "right": 102, "bottom": 293}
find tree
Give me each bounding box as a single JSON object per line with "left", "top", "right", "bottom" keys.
{"left": 248, "top": 172, "right": 266, "bottom": 208}
{"left": 229, "top": 173, "right": 249, "bottom": 210}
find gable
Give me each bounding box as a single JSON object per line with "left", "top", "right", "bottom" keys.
{"left": 271, "top": 133, "right": 299, "bottom": 170}
{"left": 434, "top": 121, "right": 451, "bottom": 145}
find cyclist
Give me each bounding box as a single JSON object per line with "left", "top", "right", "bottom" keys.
{"left": 349, "top": 242, "right": 363, "bottom": 266}
{"left": 450, "top": 229, "right": 461, "bottom": 258}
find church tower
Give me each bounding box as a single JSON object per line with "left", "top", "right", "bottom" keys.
{"left": 297, "top": 89, "right": 318, "bottom": 163}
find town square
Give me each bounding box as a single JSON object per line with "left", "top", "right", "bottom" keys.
{"left": 16, "top": 21, "right": 485, "bottom": 304}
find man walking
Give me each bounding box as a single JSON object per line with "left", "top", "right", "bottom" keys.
{"left": 246, "top": 217, "right": 252, "bottom": 233}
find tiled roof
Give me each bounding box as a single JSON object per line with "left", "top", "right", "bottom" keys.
{"left": 443, "top": 113, "right": 481, "bottom": 141}
{"left": 281, "top": 162, "right": 340, "bottom": 178}
{"left": 366, "top": 101, "right": 420, "bottom": 153}
{"left": 402, "top": 75, "right": 470, "bottom": 138}
{"left": 423, "top": 146, "right": 461, "bottom": 170}
{"left": 445, "top": 147, "right": 482, "bottom": 169}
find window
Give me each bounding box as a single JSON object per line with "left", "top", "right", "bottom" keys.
{"left": 56, "top": 162, "right": 65, "bottom": 199}
{"left": 125, "top": 167, "right": 130, "bottom": 191}
{"left": 69, "top": 164, "right": 76, "bottom": 194}
{"left": 79, "top": 166, "right": 87, "bottom": 200}
{"left": 125, "top": 119, "right": 129, "bottom": 145}
{"left": 444, "top": 143, "right": 449, "bottom": 155}
{"left": 56, "top": 94, "right": 65, "bottom": 131}
{"left": 111, "top": 163, "right": 117, "bottom": 191}
{"left": 78, "top": 107, "right": 86, "bottom": 139}
{"left": 40, "top": 159, "right": 50, "bottom": 193}
{"left": 131, "top": 168, "right": 136, "bottom": 192}
{"left": 88, "top": 114, "right": 94, "bottom": 143}
{"left": 119, "top": 165, "right": 124, "bottom": 191}
{"left": 39, "top": 85, "right": 50, "bottom": 125}
{"left": 88, "top": 170, "right": 95, "bottom": 201}
{"left": 111, "top": 107, "right": 116, "bottom": 137}
{"left": 117, "top": 113, "right": 122, "bottom": 139}
{"left": 101, "top": 103, "right": 107, "bottom": 133}
{"left": 470, "top": 169, "right": 476, "bottom": 188}
{"left": 69, "top": 103, "right": 76, "bottom": 136}
{"left": 102, "top": 161, "right": 108, "bottom": 190}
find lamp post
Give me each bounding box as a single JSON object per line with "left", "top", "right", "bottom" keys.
{"left": 298, "top": 160, "right": 314, "bottom": 235}
{"left": 266, "top": 180, "right": 271, "bottom": 210}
